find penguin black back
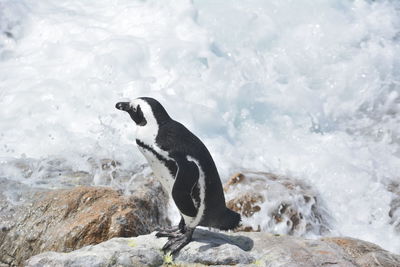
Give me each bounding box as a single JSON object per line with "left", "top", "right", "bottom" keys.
{"left": 148, "top": 101, "right": 239, "bottom": 229}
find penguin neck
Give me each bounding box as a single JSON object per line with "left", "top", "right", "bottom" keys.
{"left": 136, "top": 119, "right": 159, "bottom": 146}
{"left": 135, "top": 99, "right": 169, "bottom": 145}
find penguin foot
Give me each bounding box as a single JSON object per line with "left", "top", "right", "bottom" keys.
{"left": 162, "top": 227, "right": 194, "bottom": 254}
{"left": 155, "top": 225, "right": 184, "bottom": 238}
{"left": 156, "top": 218, "right": 186, "bottom": 238}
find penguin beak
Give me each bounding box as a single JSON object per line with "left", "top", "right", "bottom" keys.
{"left": 115, "top": 102, "right": 131, "bottom": 112}
{"left": 116, "top": 101, "right": 146, "bottom": 126}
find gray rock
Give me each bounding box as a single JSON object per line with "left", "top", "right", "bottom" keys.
{"left": 26, "top": 238, "right": 164, "bottom": 267}
{"left": 26, "top": 229, "right": 400, "bottom": 267}
{"left": 388, "top": 182, "right": 400, "bottom": 232}
{"left": 175, "top": 230, "right": 255, "bottom": 265}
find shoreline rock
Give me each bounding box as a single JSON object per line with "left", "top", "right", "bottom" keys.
{"left": 26, "top": 229, "right": 400, "bottom": 267}
{"left": 2, "top": 159, "right": 400, "bottom": 267}
{"left": 0, "top": 180, "right": 169, "bottom": 267}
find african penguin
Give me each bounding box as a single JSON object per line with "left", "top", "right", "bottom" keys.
{"left": 115, "top": 97, "right": 241, "bottom": 254}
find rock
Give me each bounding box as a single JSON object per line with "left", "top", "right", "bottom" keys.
{"left": 0, "top": 178, "right": 49, "bottom": 267}
{"left": 0, "top": 180, "right": 169, "bottom": 266}
{"left": 174, "top": 230, "right": 254, "bottom": 265}
{"left": 26, "top": 229, "right": 400, "bottom": 267}
{"left": 225, "top": 171, "right": 331, "bottom": 235}
{"left": 322, "top": 237, "right": 400, "bottom": 267}
{"left": 388, "top": 182, "right": 400, "bottom": 232}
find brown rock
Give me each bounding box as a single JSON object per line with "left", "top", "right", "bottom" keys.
{"left": 224, "top": 171, "right": 330, "bottom": 235}
{"left": 322, "top": 237, "right": 400, "bottom": 267}
{"left": 323, "top": 237, "right": 383, "bottom": 259}
{"left": 226, "top": 192, "right": 263, "bottom": 217}
{"left": 0, "top": 180, "right": 169, "bottom": 267}
{"left": 223, "top": 172, "right": 245, "bottom": 190}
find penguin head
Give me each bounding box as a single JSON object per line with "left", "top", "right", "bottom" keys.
{"left": 115, "top": 97, "right": 171, "bottom": 127}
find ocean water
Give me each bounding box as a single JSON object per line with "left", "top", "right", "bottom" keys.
{"left": 1, "top": 0, "right": 400, "bottom": 253}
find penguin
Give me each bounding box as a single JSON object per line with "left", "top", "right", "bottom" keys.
{"left": 115, "top": 97, "right": 241, "bottom": 254}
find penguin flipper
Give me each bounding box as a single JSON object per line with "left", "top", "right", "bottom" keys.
{"left": 171, "top": 155, "right": 199, "bottom": 218}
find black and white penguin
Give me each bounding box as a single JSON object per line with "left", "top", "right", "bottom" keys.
{"left": 115, "top": 97, "right": 241, "bottom": 254}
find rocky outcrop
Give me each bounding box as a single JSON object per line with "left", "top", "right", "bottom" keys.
{"left": 224, "top": 172, "right": 331, "bottom": 235}
{"left": 0, "top": 180, "right": 169, "bottom": 267}
{"left": 4, "top": 159, "right": 399, "bottom": 267}
{"left": 26, "top": 229, "right": 400, "bottom": 267}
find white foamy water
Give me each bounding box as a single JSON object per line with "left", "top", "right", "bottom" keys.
{"left": 1, "top": 0, "right": 400, "bottom": 253}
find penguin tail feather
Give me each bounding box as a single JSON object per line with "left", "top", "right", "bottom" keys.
{"left": 214, "top": 208, "right": 241, "bottom": 231}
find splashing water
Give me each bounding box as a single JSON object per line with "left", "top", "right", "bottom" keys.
{"left": 0, "top": 0, "right": 400, "bottom": 253}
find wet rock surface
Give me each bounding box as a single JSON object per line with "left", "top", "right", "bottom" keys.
{"left": 0, "top": 179, "right": 169, "bottom": 266}
{"left": 26, "top": 229, "right": 400, "bottom": 267}
{"left": 388, "top": 182, "right": 400, "bottom": 232}
{"left": 225, "top": 171, "right": 331, "bottom": 235}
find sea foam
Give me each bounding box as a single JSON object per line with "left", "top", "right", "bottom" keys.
{"left": 0, "top": 0, "right": 399, "bottom": 253}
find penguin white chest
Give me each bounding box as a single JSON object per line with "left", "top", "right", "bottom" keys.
{"left": 135, "top": 120, "right": 176, "bottom": 195}
{"left": 137, "top": 144, "right": 175, "bottom": 195}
